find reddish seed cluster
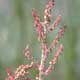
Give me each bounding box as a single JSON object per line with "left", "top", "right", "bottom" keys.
{"left": 44, "top": 0, "right": 55, "bottom": 24}
{"left": 24, "top": 45, "right": 32, "bottom": 60}
{"left": 49, "top": 44, "right": 64, "bottom": 65}
{"left": 5, "top": 0, "right": 65, "bottom": 80}
{"left": 44, "top": 65, "right": 53, "bottom": 75}
{"left": 32, "top": 9, "right": 45, "bottom": 41}
{"left": 48, "top": 16, "right": 62, "bottom": 31}
{"left": 50, "top": 25, "right": 65, "bottom": 49}
{"left": 14, "top": 65, "right": 29, "bottom": 79}
{"left": 6, "top": 68, "right": 14, "bottom": 80}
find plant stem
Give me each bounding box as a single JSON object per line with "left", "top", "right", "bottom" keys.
{"left": 39, "top": 49, "right": 44, "bottom": 80}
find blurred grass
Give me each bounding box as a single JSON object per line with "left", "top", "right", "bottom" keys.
{"left": 0, "top": 0, "right": 80, "bottom": 80}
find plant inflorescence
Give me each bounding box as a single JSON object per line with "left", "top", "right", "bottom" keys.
{"left": 5, "top": 0, "right": 65, "bottom": 80}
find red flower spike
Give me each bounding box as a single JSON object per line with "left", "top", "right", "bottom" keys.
{"left": 51, "top": 25, "right": 65, "bottom": 49}
{"left": 24, "top": 45, "right": 32, "bottom": 60}
{"left": 50, "top": 44, "right": 64, "bottom": 65}
{"left": 45, "top": 66, "right": 53, "bottom": 75}
{"left": 48, "top": 15, "right": 62, "bottom": 31}
{"left": 44, "top": 0, "right": 55, "bottom": 26}
{"left": 6, "top": 68, "right": 14, "bottom": 80}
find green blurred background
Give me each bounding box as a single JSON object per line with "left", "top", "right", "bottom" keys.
{"left": 0, "top": 0, "right": 80, "bottom": 80}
